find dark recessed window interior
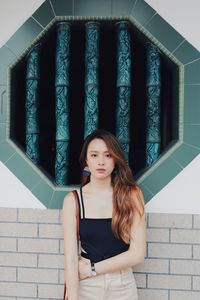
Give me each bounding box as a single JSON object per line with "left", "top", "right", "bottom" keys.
{"left": 10, "top": 19, "right": 179, "bottom": 185}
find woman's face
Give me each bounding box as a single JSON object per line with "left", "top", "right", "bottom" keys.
{"left": 86, "top": 138, "right": 115, "bottom": 180}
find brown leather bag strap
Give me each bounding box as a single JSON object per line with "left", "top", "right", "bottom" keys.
{"left": 63, "top": 283, "right": 67, "bottom": 300}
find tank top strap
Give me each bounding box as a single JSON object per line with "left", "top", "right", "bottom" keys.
{"left": 80, "top": 186, "right": 85, "bottom": 219}
{"left": 73, "top": 190, "right": 82, "bottom": 220}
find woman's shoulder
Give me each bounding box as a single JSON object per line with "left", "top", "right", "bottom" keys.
{"left": 62, "top": 190, "right": 78, "bottom": 211}
{"left": 131, "top": 185, "right": 143, "bottom": 197}
{"left": 131, "top": 186, "right": 145, "bottom": 208}
{"left": 61, "top": 191, "right": 79, "bottom": 224}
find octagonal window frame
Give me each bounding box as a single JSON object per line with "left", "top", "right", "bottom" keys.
{"left": 0, "top": 0, "right": 199, "bottom": 208}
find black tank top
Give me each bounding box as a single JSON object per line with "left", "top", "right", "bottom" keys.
{"left": 76, "top": 187, "right": 129, "bottom": 263}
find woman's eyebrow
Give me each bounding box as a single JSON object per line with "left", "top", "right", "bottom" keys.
{"left": 89, "top": 150, "right": 109, "bottom": 153}
{"left": 89, "top": 150, "right": 110, "bottom": 153}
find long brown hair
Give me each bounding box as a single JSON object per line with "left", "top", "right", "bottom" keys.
{"left": 79, "top": 129, "right": 144, "bottom": 244}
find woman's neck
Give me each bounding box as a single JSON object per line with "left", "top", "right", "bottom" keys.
{"left": 89, "top": 176, "right": 113, "bottom": 193}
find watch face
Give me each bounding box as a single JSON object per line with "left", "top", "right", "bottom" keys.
{"left": 92, "top": 271, "right": 97, "bottom": 276}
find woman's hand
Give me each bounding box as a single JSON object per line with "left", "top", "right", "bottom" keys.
{"left": 78, "top": 258, "right": 91, "bottom": 280}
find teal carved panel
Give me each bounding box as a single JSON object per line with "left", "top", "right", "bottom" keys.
{"left": 55, "top": 22, "right": 71, "bottom": 185}
{"left": 116, "top": 21, "right": 131, "bottom": 162}
{"left": 146, "top": 43, "right": 161, "bottom": 166}
{"left": 26, "top": 44, "right": 41, "bottom": 164}
{"left": 84, "top": 22, "right": 100, "bottom": 138}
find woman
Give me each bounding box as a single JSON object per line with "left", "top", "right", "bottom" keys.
{"left": 62, "top": 129, "right": 146, "bottom": 300}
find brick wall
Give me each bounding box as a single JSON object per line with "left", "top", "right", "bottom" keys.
{"left": 0, "top": 208, "right": 200, "bottom": 299}
{"left": 136, "top": 213, "right": 200, "bottom": 300}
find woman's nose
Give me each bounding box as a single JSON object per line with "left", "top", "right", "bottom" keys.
{"left": 98, "top": 156, "right": 105, "bottom": 165}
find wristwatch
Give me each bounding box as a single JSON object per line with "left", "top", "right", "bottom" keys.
{"left": 91, "top": 262, "right": 97, "bottom": 276}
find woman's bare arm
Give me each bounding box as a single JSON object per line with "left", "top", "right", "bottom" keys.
{"left": 62, "top": 192, "right": 79, "bottom": 299}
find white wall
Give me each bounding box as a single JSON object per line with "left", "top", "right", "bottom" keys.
{"left": 0, "top": 0, "right": 45, "bottom": 48}
{"left": 145, "top": 0, "right": 200, "bottom": 51}
{"left": 0, "top": 0, "right": 200, "bottom": 212}
{"left": 144, "top": 0, "right": 200, "bottom": 214}
{"left": 0, "top": 0, "right": 45, "bottom": 208}
{"left": 0, "top": 162, "right": 45, "bottom": 208}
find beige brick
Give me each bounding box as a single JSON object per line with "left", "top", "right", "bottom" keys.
{"left": 59, "top": 269, "right": 65, "bottom": 284}
{"left": 0, "top": 252, "right": 37, "bottom": 267}
{"left": 134, "top": 258, "right": 169, "bottom": 274}
{"left": 60, "top": 209, "right": 65, "bottom": 224}
{"left": 0, "top": 297, "right": 16, "bottom": 300}
{"left": 17, "top": 299, "right": 41, "bottom": 300}
{"left": 60, "top": 239, "right": 64, "bottom": 254}
{"left": 18, "top": 238, "right": 59, "bottom": 253}
{"left": 39, "top": 224, "right": 63, "bottom": 238}
{"left": 170, "top": 291, "right": 200, "bottom": 300}
{"left": 0, "top": 237, "right": 16, "bottom": 251}
{"left": 193, "top": 276, "right": 200, "bottom": 290}
{"left": 134, "top": 273, "right": 146, "bottom": 288}
{"left": 148, "top": 274, "right": 191, "bottom": 289}
{"left": 194, "top": 215, "right": 200, "bottom": 228}
{"left": 0, "top": 223, "right": 37, "bottom": 237}
{"left": 0, "top": 282, "right": 37, "bottom": 297}
{"left": 38, "top": 284, "right": 63, "bottom": 299}
{"left": 193, "top": 245, "right": 200, "bottom": 259}
{"left": 18, "top": 208, "right": 60, "bottom": 223}
{"left": 0, "top": 208, "right": 17, "bottom": 221}
{"left": 148, "top": 243, "right": 192, "bottom": 258}
{"left": 149, "top": 213, "right": 192, "bottom": 228}
{"left": 0, "top": 266, "right": 16, "bottom": 281}
{"left": 147, "top": 228, "right": 169, "bottom": 242}
{"left": 18, "top": 267, "right": 58, "bottom": 283}
{"left": 170, "top": 260, "right": 200, "bottom": 275}
{"left": 138, "top": 289, "right": 168, "bottom": 300}
{"left": 17, "top": 299, "right": 39, "bottom": 300}
{"left": 144, "top": 244, "right": 148, "bottom": 258}
{"left": 38, "top": 254, "right": 64, "bottom": 269}
{"left": 171, "top": 229, "right": 200, "bottom": 244}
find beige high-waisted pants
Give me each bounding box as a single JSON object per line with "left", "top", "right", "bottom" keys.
{"left": 79, "top": 267, "right": 138, "bottom": 300}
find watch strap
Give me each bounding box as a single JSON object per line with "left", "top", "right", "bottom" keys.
{"left": 91, "top": 262, "right": 96, "bottom": 272}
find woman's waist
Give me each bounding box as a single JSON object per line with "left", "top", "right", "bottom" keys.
{"left": 80, "top": 250, "right": 111, "bottom": 263}
{"left": 80, "top": 247, "right": 128, "bottom": 263}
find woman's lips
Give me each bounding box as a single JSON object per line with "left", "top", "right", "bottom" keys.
{"left": 96, "top": 168, "right": 106, "bottom": 172}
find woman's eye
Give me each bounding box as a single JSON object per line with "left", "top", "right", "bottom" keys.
{"left": 106, "top": 154, "right": 111, "bottom": 158}
{"left": 91, "top": 154, "right": 97, "bottom": 157}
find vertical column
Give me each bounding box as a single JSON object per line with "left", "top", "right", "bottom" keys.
{"left": 84, "top": 22, "right": 100, "bottom": 138}
{"left": 55, "top": 22, "right": 71, "bottom": 186}
{"left": 116, "top": 21, "right": 131, "bottom": 162}
{"left": 146, "top": 43, "right": 161, "bottom": 166}
{"left": 26, "top": 43, "right": 41, "bottom": 164}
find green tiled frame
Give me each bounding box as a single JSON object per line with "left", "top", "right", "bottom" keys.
{"left": 0, "top": 0, "right": 200, "bottom": 208}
